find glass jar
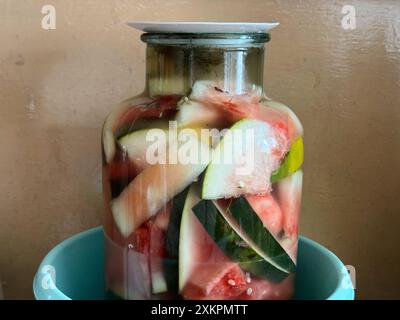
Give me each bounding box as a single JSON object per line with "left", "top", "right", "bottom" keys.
{"left": 102, "top": 29, "right": 303, "bottom": 300}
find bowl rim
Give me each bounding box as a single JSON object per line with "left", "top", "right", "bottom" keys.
{"left": 33, "top": 226, "right": 354, "bottom": 300}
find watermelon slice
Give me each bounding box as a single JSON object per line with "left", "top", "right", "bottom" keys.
{"left": 149, "top": 208, "right": 170, "bottom": 294}
{"left": 202, "top": 118, "right": 289, "bottom": 199}
{"left": 238, "top": 274, "right": 295, "bottom": 300}
{"left": 246, "top": 193, "right": 283, "bottom": 237}
{"left": 175, "top": 100, "right": 230, "bottom": 129}
{"left": 189, "top": 80, "right": 262, "bottom": 120}
{"left": 260, "top": 99, "right": 303, "bottom": 142}
{"left": 178, "top": 185, "right": 247, "bottom": 300}
{"left": 174, "top": 81, "right": 264, "bottom": 130}
{"left": 182, "top": 262, "right": 247, "bottom": 300}
{"left": 118, "top": 126, "right": 169, "bottom": 172}
{"left": 125, "top": 198, "right": 191, "bottom": 296}
{"left": 127, "top": 206, "right": 171, "bottom": 295}
{"left": 276, "top": 170, "right": 303, "bottom": 238}
{"left": 102, "top": 95, "right": 181, "bottom": 163}
{"left": 111, "top": 138, "right": 211, "bottom": 237}
{"left": 107, "top": 160, "right": 140, "bottom": 182}
{"left": 194, "top": 199, "right": 295, "bottom": 281}
{"left": 178, "top": 184, "right": 206, "bottom": 292}
{"left": 162, "top": 188, "right": 189, "bottom": 293}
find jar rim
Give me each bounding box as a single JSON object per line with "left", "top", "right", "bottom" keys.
{"left": 141, "top": 33, "right": 270, "bottom": 46}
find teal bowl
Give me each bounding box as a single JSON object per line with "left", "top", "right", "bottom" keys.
{"left": 33, "top": 227, "right": 354, "bottom": 300}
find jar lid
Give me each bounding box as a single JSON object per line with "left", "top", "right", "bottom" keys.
{"left": 127, "top": 21, "right": 279, "bottom": 34}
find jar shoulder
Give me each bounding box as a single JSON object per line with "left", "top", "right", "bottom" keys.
{"left": 260, "top": 96, "right": 304, "bottom": 138}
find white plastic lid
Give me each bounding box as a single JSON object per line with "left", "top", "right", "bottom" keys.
{"left": 127, "top": 22, "right": 279, "bottom": 34}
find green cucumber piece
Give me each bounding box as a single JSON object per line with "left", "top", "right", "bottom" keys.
{"left": 192, "top": 200, "right": 293, "bottom": 283}
{"left": 271, "top": 137, "right": 304, "bottom": 183}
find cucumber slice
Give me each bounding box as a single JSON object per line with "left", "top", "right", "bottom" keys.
{"left": 271, "top": 137, "right": 304, "bottom": 183}
{"left": 192, "top": 199, "right": 295, "bottom": 282}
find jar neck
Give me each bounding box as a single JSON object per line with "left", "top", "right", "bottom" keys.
{"left": 145, "top": 44, "right": 265, "bottom": 97}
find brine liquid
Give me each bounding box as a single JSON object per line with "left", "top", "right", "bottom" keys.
{"left": 102, "top": 87, "right": 302, "bottom": 300}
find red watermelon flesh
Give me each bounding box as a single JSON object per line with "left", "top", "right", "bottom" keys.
{"left": 149, "top": 206, "right": 171, "bottom": 294}
{"left": 181, "top": 204, "right": 247, "bottom": 300}
{"left": 107, "top": 160, "right": 140, "bottom": 182}
{"left": 246, "top": 193, "right": 284, "bottom": 237}
{"left": 126, "top": 206, "right": 171, "bottom": 295}
{"left": 276, "top": 171, "right": 303, "bottom": 239}
{"left": 189, "top": 81, "right": 262, "bottom": 122}
{"left": 239, "top": 274, "right": 295, "bottom": 300}
{"left": 183, "top": 262, "right": 247, "bottom": 300}
{"left": 258, "top": 101, "right": 302, "bottom": 144}
{"left": 117, "top": 95, "right": 182, "bottom": 130}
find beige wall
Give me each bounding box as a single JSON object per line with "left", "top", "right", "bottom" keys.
{"left": 0, "top": 0, "right": 399, "bottom": 299}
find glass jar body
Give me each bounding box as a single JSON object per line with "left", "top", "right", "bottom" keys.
{"left": 102, "top": 40, "right": 303, "bottom": 300}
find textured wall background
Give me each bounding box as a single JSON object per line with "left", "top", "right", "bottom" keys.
{"left": 0, "top": 0, "right": 399, "bottom": 299}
